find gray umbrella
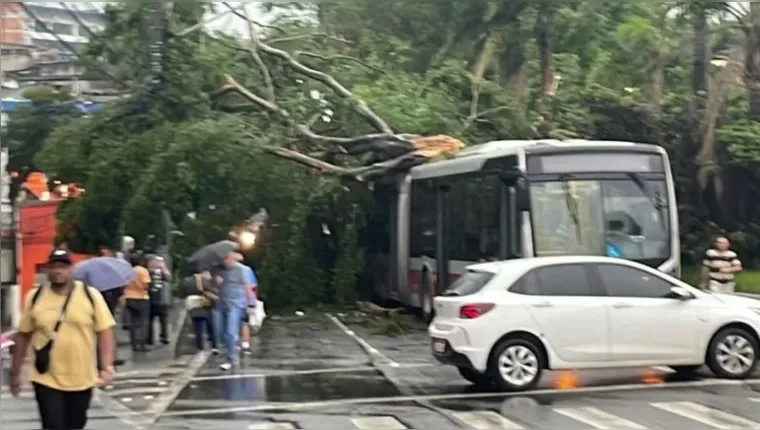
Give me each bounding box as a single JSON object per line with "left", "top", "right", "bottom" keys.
{"left": 187, "top": 240, "right": 239, "bottom": 270}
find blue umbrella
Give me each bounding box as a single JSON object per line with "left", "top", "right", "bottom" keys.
{"left": 73, "top": 257, "right": 135, "bottom": 292}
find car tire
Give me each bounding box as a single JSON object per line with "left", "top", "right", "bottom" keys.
{"left": 706, "top": 327, "right": 760, "bottom": 379}
{"left": 421, "top": 270, "right": 435, "bottom": 323}
{"left": 457, "top": 366, "right": 492, "bottom": 386}
{"left": 488, "top": 337, "right": 544, "bottom": 392}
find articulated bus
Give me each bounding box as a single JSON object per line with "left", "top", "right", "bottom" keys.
{"left": 367, "top": 140, "right": 680, "bottom": 320}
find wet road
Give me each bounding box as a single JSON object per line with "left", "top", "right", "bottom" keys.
{"left": 90, "top": 313, "right": 760, "bottom": 429}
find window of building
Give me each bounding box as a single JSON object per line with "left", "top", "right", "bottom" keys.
{"left": 52, "top": 22, "right": 75, "bottom": 35}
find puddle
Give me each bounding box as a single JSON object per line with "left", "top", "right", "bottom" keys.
{"left": 175, "top": 369, "right": 400, "bottom": 403}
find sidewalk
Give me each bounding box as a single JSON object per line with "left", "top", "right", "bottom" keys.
{"left": 0, "top": 301, "right": 188, "bottom": 428}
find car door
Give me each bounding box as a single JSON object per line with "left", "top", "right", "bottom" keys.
{"left": 524, "top": 264, "right": 611, "bottom": 363}
{"left": 594, "top": 263, "right": 701, "bottom": 363}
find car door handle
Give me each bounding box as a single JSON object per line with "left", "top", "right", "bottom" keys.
{"left": 532, "top": 301, "right": 553, "bottom": 308}
{"left": 612, "top": 302, "right": 632, "bottom": 309}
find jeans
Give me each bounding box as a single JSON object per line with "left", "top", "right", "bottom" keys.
{"left": 34, "top": 382, "right": 93, "bottom": 429}
{"left": 192, "top": 315, "right": 217, "bottom": 350}
{"left": 215, "top": 306, "right": 244, "bottom": 363}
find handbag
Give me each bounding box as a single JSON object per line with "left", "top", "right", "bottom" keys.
{"left": 33, "top": 284, "right": 76, "bottom": 374}
{"left": 185, "top": 275, "right": 214, "bottom": 310}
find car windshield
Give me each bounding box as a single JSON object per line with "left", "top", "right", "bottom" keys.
{"left": 443, "top": 270, "right": 495, "bottom": 296}
{"left": 530, "top": 179, "right": 670, "bottom": 260}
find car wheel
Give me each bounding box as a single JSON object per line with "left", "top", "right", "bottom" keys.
{"left": 421, "top": 271, "right": 435, "bottom": 323}
{"left": 706, "top": 327, "right": 760, "bottom": 379}
{"left": 457, "top": 366, "right": 492, "bottom": 386}
{"left": 488, "top": 337, "right": 544, "bottom": 392}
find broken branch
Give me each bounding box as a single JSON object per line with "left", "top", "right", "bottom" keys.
{"left": 295, "top": 52, "right": 385, "bottom": 74}
{"left": 223, "top": 2, "right": 275, "bottom": 102}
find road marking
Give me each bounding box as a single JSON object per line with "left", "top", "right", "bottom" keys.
{"left": 652, "top": 401, "right": 760, "bottom": 429}
{"left": 191, "top": 363, "right": 434, "bottom": 381}
{"left": 248, "top": 423, "right": 296, "bottom": 430}
{"left": 327, "top": 313, "right": 400, "bottom": 367}
{"left": 752, "top": 398, "right": 760, "bottom": 403}
{"left": 142, "top": 350, "right": 212, "bottom": 424}
{"left": 555, "top": 407, "right": 647, "bottom": 429}
{"left": 160, "top": 377, "right": 760, "bottom": 417}
{"left": 452, "top": 411, "right": 524, "bottom": 429}
{"left": 351, "top": 416, "right": 407, "bottom": 429}
{"left": 107, "top": 386, "right": 168, "bottom": 396}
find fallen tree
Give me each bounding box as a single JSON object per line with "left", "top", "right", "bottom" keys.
{"left": 195, "top": 3, "right": 465, "bottom": 183}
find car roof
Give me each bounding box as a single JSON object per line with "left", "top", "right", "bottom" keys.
{"left": 467, "top": 256, "right": 646, "bottom": 274}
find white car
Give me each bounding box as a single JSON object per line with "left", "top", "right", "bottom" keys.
{"left": 428, "top": 256, "right": 760, "bottom": 391}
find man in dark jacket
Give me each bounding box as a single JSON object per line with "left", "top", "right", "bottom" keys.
{"left": 146, "top": 256, "right": 172, "bottom": 345}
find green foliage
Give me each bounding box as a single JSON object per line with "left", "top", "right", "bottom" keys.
{"left": 17, "top": 0, "right": 760, "bottom": 311}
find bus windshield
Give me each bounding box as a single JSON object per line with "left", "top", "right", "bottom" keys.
{"left": 530, "top": 178, "right": 670, "bottom": 261}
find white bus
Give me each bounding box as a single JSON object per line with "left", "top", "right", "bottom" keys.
{"left": 366, "top": 140, "right": 680, "bottom": 320}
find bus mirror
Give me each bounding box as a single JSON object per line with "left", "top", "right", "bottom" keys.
{"left": 515, "top": 178, "right": 531, "bottom": 211}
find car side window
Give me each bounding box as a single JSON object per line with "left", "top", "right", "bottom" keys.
{"left": 596, "top": 264, "right": 671, "bottom": 298}
{"left": 535, "top": 264, "right": 594, "bottom": 296}
{"left": 509, "top": 272, "right": 541, "bottom": 295}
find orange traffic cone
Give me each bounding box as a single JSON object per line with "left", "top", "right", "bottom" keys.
{"left": 553, "top": 370, "right": 579, "bottom": 389}
{"left": 641, "top": 368, "right": 664, "bottom": 384}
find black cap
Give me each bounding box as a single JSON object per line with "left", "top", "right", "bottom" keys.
{"left": 47, "top": 248, "right": 72, "bottom": 265}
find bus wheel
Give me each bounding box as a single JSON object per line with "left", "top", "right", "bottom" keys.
{"left": 421, "top": 271, "right": 435, "bottom": 323}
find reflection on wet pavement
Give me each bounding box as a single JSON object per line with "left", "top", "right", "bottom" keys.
{"left": 177, "top": 369, "right": 400, "bottom": 404}
{"left": 193, "top": 315, "right": 370, "bottom": 377}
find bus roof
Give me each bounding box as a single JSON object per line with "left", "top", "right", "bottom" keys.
{"left": 409, "top": 139, "right": 665, "bottom": 180}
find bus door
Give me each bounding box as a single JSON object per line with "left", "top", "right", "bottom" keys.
{"left": 500, "top": 177, "right": 526, "bottom": 259}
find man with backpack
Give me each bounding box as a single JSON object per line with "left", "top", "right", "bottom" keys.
{"left": 146, "top": 256, "right": 171, "bottom": 345}
{"left": 8, "top": 249, "right": 116, "bottom": 430}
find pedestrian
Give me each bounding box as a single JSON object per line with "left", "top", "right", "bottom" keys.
{"left": 146, "top": 256, "right": 171, "bottom": 345}
{"left": 116, "top": 236, "right": 135, "bottom": 330}
{"left": 213, "top": 252, "right": 251, "bottom": 370}
{"left": 184, "top": 269, "right": 219, "bottom": 353}
{"left": 122, "top": 254, "right": 151, "bottom": 351}
{"left": 98, "top": 281, "right": 126, "bottom": 367}
{"left": 234, "top": 253, "right": 257, "bottom": 354}
{"left": 701, "top": 236, "right": 743, "bottom": 293}
{"left": 8, "top": 249, "right": 116, "bottom": 430}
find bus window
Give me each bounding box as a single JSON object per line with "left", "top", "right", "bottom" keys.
{"left": 448, "top": 176, "right": 500, "bottom": 262}
{"left": 410, "top": 181, "right": 436, "bottom": 257}
{"left": 530, "top": 180, "right": 605, "bottom": 256}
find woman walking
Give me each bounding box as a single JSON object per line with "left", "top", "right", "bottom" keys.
{"left": 122, "top": 255, "right": 151, "bottom": 351}
{"left": 183, "top": 270, "right": 219, "bottom": 353}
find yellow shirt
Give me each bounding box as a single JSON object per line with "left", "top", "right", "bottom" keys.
{"left": 123, "top": 266, "right": 151, "bottom": 300}
{"left": 17, "top": 282, "right": 115, "bottom": 391}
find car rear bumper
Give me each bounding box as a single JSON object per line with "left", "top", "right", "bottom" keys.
{"left": 429, "top": 322, "right": 489, "bottom": 372}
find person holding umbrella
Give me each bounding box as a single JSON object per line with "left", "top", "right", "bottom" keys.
{"left": 72, "top": 256, "right": 136, "bottom": 367}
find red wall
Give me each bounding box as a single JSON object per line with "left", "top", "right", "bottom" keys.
{"left": 17, "top": 201, "right": 89, "bottom": 301}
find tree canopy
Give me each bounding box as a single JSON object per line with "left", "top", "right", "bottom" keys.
{"left": 7, "top": 0, "right": 760, "bottom": 307}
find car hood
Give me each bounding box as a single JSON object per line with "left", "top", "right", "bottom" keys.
{"left": 710, "top": 293, "right": 760, "bottom": 307}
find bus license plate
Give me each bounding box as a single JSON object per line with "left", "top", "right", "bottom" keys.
{"left": 432, "top": 339, "right": 446, "bottom": 353}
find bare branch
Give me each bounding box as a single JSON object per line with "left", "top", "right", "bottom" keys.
{"left": 175, "top": 4, "right": 246, "bottom": 38}
{"left": 229, "top": 12, "right": 392, "bottom": 134}
{"left": 462, "top": 105, "right": 512, "bottom": 131}
{"left": 223, "top": 2, "right": 275, "bottom": 102}
{"left": 265, "top": 146, "right": 426, "bottom": 181}
{"left": 724, "top": 3, "right": 748, "bottom": 29}
{"left": 296, "top": 52, "right": 384, "bottom": 74}
{"left": 266, "top": 33, "right": 352, "bottom": 45}
{"left": 216, "top": 74, "right": 284, "bottom": 117}
{"left": 226, "top": 8, "right": 287, "bottom": 34}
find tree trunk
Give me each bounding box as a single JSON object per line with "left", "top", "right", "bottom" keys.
{"left": 746, "top": 3, "right": 760, "bottom": 121}
{"left": 535, "top": 5, "right": 554, "bottom": 138}
{"left": 691, "top": 7, "right": 709, "bottom": 108}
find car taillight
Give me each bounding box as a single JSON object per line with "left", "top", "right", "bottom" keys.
{"left": 459, "top": 303, "right": 495, "bottom": 319}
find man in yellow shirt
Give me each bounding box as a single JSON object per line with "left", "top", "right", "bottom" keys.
{"left": 9, "top": 249, "right": 116, "bottom": 430}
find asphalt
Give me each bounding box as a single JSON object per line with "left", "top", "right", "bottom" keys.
{"left": 7, "top": 311, "right": 760, "bottom": 429}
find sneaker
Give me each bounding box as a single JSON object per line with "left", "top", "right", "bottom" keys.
{"left": 211, "top": 348, "right": 220, "bottom": 355}
{"left": 219, "top": 362, "right": 232, "bottom": 371}
{"left": 241, "top": 341, "right": 250, "bottom": 350}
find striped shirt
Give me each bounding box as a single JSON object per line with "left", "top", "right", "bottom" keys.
{"left": 703, "top": 249, "right": 742, "bottom": 283}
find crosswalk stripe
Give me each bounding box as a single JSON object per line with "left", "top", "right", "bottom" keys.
{"left": 452, "top": 411, "right": 524, "bottom": 429}
{"left": 248, "top": 422, "right": 296, "bottom": 430}
{"left": 652, "top": 401, "right": 760, "bottom": 429}
{"left": 555, "top": 407, "right": 647, "bottom": 429}
{"left": 350, "top": 416, "right": 407, "bottom": 429}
